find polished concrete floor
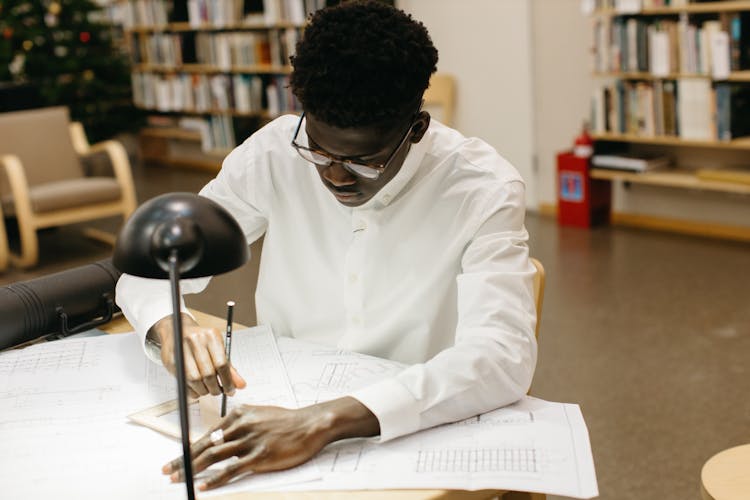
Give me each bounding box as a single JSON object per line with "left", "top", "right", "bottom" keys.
{"left": 2, "top": 159, "right": 748, "bottom": 500}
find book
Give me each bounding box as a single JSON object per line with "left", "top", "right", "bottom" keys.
{"left": 677, "top": 78, "right": 712, "bottom": 140}
{"left": 592, "top": 154, "right": 671, "bottom": 172}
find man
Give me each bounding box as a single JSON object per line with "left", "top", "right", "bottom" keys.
{"left": 116, "top": 0, "right": 537, "bottom": 491}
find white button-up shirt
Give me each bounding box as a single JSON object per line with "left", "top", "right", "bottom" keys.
{"left": 116, "top": 115, "right": 537, "bottom": 442}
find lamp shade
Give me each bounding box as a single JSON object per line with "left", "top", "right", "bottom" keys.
{"left": 113, "top": 192, "right": 249, "bottom": 279}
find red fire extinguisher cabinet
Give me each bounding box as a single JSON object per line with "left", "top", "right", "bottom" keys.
{"left": 556, "top": 151, "right": 611, "bottom": 227}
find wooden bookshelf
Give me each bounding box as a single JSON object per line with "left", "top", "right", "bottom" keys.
{"left": 135, "top": 106, "right": 271, "bottom": 118}
{"left": 128, "top": 21, "right": 303, "bottom": 32}
{"left": 121, "top": 0, "right": 321, "bottom": 168}
{"left": 133, "top": 63, "right": 293, "bottom": 74}
{"left": 590, "top": 168, "right": 750, "bottom": 195}
{"left": 592, "top": 133, "right": 750, "bottom": 149}
{"left": 589, "top": 1, "right": 750, "bottom": 241}
{"left": 139, "top": 127, "right": 228, "bottom": 171}
{"left": 140, "top": 126, "right": 202, "bottom": 141}
{"left": 595, "top": 0, "right": 750, "bottom": 16}
{"left": 592, "top": 71, "right": 750, "bottom": 81}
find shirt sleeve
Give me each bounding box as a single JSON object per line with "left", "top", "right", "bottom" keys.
{"left": 115, "top": 141, "right": 270, "bottom": 359}
{"left": 349, "top": 180, "right": 537, "bottom": 441}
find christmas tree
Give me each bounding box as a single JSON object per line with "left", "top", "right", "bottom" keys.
{"left": 0, "top": 0, "right": 142, "bottom": 141}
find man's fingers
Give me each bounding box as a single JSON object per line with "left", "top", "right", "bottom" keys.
{"left": 184, "top": 352, "right": 209, "bottom": 397}
{"left": 231, "top": 366, "right": 247, "bottom": 389}
{"left": 187, "top": 334, "right": 224, "bottom": 396}
{"left": 206, "top": 338, "right": 235, "bottom": 395}
{"left": 191, "top": 440, "right": 245, "bottom": 474}
{"left": 197, "top": 448, "right": 265, "bottom": 491}
{"left": 163, "top": 408, "right": 247, "bottom": 473}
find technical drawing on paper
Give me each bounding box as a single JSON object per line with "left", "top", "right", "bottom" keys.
{"left": 0, "top": 341, "right": 101, "bottom": 376}
{"left": 276, "top": 337, "right": 404, "bottom": 406}
{"left": 415, "top": 447, "right": 539, "bottom": 474}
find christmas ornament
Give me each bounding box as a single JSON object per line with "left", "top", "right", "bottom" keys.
{"left": 3, "top": 27, "right": 13, "bottom": 39}
{"left": 22, "top": 40, "right": 33, "bottom": 51}
{"left": 48, "top": 1, "right": 61, "bottom": 15}
{"left": 54, "top": 45, "right": 68, "bottom": 57}
{"left": 45, "top": 13, "right": 59, "bottom": 27}
{"left": 83, "top": 69, "right": 94, "bottom": 80}
{"left": 9, "top": 54, "right": 25, "bottom": 77}
{"left": 79, "top": 31, "right": 90, "bottom": 43}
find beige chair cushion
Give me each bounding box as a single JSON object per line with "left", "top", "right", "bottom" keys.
{"left": 1, "top": 177, "right": 122, "bottom": 214}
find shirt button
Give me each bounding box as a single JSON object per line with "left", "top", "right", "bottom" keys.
{"left": 382, "top": 194, "right": 392, "bottom": 204}
{"left": 349, "top": 273, "right": 358, "bottom": 284}
{"left": 351, "top": 315, "right": 362, "bottom": 325}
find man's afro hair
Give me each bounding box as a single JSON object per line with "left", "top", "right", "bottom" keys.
{"left": 290, "top": 0, "right": 438, "bottom": 129}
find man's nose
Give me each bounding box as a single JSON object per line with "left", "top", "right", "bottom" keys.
{"left": 323, "top": 162, "right": 357, "bottom": 187}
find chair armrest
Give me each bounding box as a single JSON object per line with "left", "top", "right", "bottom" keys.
{"left": 1, "top": 154, "right": 32, "bottom": 211}
{"left": 66, "top": 122, "right": 137, "bottom": 217}
{"left": 85, "top": 140, "right": 138, "bottom": 217}
{"left": 69, "top": 122, "right": 91, "bottom": 156}
{"left": 0, "top": 192, "right": 7, "bottom": 271}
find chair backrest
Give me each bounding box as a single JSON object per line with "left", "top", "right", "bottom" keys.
{"left": 0, "top": 107, "right": 84, "bottom": 196}
{"left": 423, "top": 73, "right": 456, "bottom": 127}
{"left": 530, "top": 257, "right": 545, "bottom": 340}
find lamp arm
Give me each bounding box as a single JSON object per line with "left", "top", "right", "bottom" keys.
{"left": 169, "top": 250, "right": 197, "bottom": 500}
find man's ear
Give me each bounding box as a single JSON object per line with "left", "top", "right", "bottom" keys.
{"left": 410, "top": 111, "right": 431, "bottom": 143}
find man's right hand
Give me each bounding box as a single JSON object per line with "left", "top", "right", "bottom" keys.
{"left": 149, "top": 313, "right": 247, "bottom": 399}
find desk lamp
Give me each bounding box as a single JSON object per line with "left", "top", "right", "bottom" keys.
{"left": 112, "top": 193, "right": 249, "bottom": 500}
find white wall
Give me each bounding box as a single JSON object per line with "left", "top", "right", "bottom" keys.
{"left": 398, "top": 0, "right": 537, "bottom": 209}
{"left": 531, "top": 0, "right": 593, "bottom": 208}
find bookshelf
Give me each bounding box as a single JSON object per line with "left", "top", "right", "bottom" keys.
{"left": 588, "top": 0, "right": 750, "bottom": 241}
{"left": 121, "top": 0, "right": 326, "bottom": 170}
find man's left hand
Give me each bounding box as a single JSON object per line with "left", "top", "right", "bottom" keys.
{"left": 162, "top": 397, "right": 379, "bottom": 490}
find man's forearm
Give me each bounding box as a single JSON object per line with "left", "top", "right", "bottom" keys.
{"left": 313, "top": 396, "right": 381, "bottom": 443}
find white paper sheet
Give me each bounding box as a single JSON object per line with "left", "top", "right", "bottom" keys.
{"left": 0, "top": 329, "right": 599, "bottom": 499}
{"left": 275, "top": 336, "right": 405, "bottom": 406}
{"left": 0, "top": 332, "right": 318, "bottom": 499}
{"left": 199, "top": 325, "right": 298, "bottom": 424}
{"left": 292, "top": 397, "right": 598, "bottom": 498}
{"left": 0, "top": 334, "right": 185, "bottom": 500}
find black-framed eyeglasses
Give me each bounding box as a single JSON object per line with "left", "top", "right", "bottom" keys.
{"left": 291, "top": 112, "right": 416, "bottom": 180}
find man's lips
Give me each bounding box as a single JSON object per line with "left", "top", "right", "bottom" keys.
{"left": 326, "top": 184, "right": 360, "bottom": 198}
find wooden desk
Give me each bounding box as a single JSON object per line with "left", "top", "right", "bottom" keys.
{"left": 701, "top": 444, "right": 750, "bottom": 500}
{"left": 103, "top": 311, "right": 540, "bottom": 500}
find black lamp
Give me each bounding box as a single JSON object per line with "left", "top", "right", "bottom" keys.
{"left": 113, "top": 192, "right": 249, "bottom": 500}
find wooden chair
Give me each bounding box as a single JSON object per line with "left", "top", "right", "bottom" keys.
{"left": 498, "top": 257, "right": 547, "bottom": 500}
{"left": 423, "top": 73, "right": 456, "bottom": 127}
{"left": 0, "top": 107, "right": 137, "bottom": 268}
{"left": 0, "top": 205, "right": 7, "bottom": 271}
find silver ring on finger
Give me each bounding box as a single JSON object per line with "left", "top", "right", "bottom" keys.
{"left": 210, "top": 428, "right": 224, "bottom": 446}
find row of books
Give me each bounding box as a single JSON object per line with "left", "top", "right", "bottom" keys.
{"left": 195, "top": 29, "right": 298, "bottom": 67}
{"left": 116, "top": 0, "right": 326, "bottom": 28}
{"left": 132, "top": 72, "right": 300, "bottom": 116}
{"left": 179, "top": 115, "right": 238, "bottom": 151}
{"left": 587, "top": 0, "right": 688, "bottom": 13}
{"left": 590, "top": 79, "right": 750, "bottom": 140}
{"left": 130, "top": 29, "right": 299, "bottom": 68}
{"left": 592, "top": 14, "right": 750, "bottom": 76}
{"left": 185, "top": 0, "right": 313, "bottom": 27}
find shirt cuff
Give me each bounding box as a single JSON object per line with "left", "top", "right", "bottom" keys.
{"left": 348, "top": 377, "right": 421, "bottom": 442}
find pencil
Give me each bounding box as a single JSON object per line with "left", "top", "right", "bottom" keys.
{"left": 220, "top": 300, "right": 235, "bottom": 418}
